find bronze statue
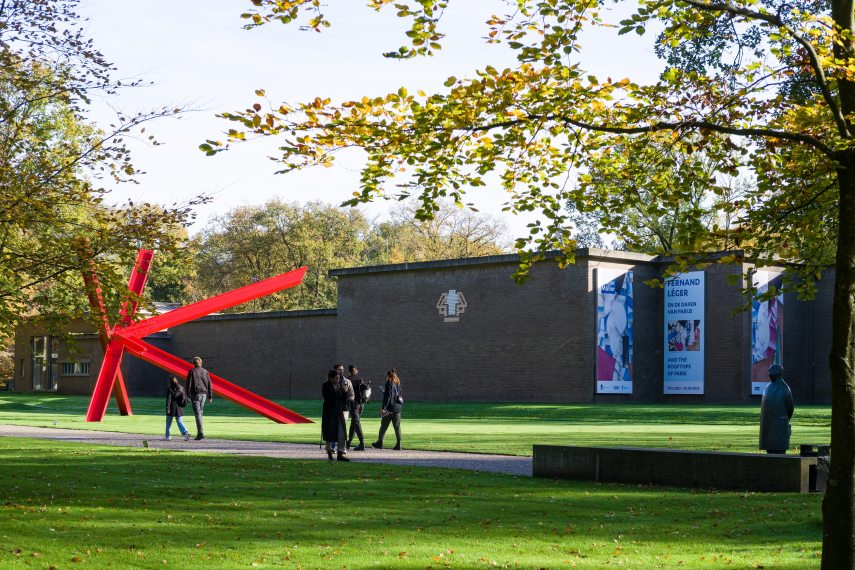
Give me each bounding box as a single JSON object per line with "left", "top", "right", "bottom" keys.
{"left": 759, "top": 364, "right": 794, "bottom": 454}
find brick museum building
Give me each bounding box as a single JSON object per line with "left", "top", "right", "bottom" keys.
{"left": 13, "top": 248, "right": 834, "bottom": 404}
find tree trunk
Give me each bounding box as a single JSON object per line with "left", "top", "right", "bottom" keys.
{"left": 822, "top": 149, "right": 855, "bottom": 569}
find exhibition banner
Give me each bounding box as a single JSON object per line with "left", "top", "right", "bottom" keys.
{"left": 663, "top": 271, "right": 705, "bottom": 394}
{"left": 751, "top": 271, "right": 784, "bottom": 395}
{"left": 596, "top": 269, "right": 633, "bottom": 394}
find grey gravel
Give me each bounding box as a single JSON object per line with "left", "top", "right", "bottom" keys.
{"left": 0, "top": 423, "right": 531, "bottom": 477}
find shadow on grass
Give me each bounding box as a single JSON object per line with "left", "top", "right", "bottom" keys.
{"left": 0, "top": 393, "right": 832, "bottom": 426}
{"left": 0, "top": 437, "right": 823, "bottom": 569}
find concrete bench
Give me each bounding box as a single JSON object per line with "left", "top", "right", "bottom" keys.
{"left": 533, "top": 445, "right": 820, "bottom": 493}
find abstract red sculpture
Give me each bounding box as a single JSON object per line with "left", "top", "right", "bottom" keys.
{"left": 80, "top": 245, "right": 154, "bottom": 416}
{"left": 82, "top": 249, "right": 312, "bottom": 425}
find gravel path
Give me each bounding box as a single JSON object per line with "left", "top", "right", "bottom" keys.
{"left": 0, "top": 424, "right": 532, "bottom": 477}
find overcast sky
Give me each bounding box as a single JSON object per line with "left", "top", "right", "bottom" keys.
{"left": 77, "top": 1, "right": 663, "bottom": 239}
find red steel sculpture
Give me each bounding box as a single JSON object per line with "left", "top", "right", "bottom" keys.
{"left": 82, "top": 249, "right": 311, "bottom": 425}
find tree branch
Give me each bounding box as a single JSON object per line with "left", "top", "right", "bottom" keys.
{"left": 775, "top": 178, "right": 838, "bottom": 221}
{"left": 465, "top": 112, "right": 833, "bottom": 157}
{"left": 551, "top": 114, "right": 835, "bottom": 158}
{"left": 681, "top": 0, "right": 851, "bottom": 138}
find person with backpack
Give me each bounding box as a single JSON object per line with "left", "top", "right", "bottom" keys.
{"left": 372, "top": 369, "right": 403, "bottom": 450}
{"left": 346, "top": 364, "right": 370, "bottom": 451}
{"left": 165, "top": 376, "right": 191, "bottom": 441}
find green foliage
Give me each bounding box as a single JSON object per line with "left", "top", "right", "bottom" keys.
{"left": 143, "top": 225, "right": 198, "bottom": 304}
{"left": 0, "top": 346, "right": 12, "bottom": 384}
{"left": 565, "top": 201, "right": 605, "bottom": 248}
{"left": 372, "top": 199, "right": 509, "bottom": 263}
{"left": 215, "top": 0, "right": 846, "bottom": 287}
{"left": 0, "top": 1, "right": 200, "bottom": 344}
{"left": 195, "top": 199, "right": 371, "bottom": 311}
{"left": 572, "top": 133, "right": 753, "bottom": 255}
{"left": 192, "top": 199, "right": 509, "bottom": 311}
{"left": 194, "top": 200, "right": 376, "bottom": 310}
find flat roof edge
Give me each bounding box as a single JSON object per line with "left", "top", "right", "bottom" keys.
{"left": 195, "top": 308, "right": 337, "bottom": 322}
{"left": 328, "top": 253, "right": 523, "bottom": 277}
{"left": 328, "top": 248, "right": 807, "bottom": 277}
{"left": 329, "top": 248, "right": 661, "bottom": 277}
{"left": 585, "top": 248, "right": 658, "bottom": 263}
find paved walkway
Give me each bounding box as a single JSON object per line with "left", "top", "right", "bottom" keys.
{"left": 0, "top": 424, "right": 532, "bottom": 477}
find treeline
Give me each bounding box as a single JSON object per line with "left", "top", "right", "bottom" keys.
{"left": 149, "top": 199, "right": 510, "bottom": 312}
{"left": 0, "top": 1, "right": 201, "bottom": 348}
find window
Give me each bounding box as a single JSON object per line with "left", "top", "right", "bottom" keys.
{"left": 61, "top": 361, "right": 90, "bottom": 376}
{"left": 31, "top": 336, "right": 57, "bottom": 391}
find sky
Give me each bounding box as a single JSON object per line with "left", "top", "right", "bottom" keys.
{"left": 76, "top": 0, "right": 664, "bottom": 240}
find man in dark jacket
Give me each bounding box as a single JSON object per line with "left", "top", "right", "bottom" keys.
{"left": 186, "top": 356, "right": 213, "bottom": 440}
{"left": 759, "top": 364, "right": 794, "bottom": 454}
{"left": 346, "top": 365, "right": 368, "bottom": 451}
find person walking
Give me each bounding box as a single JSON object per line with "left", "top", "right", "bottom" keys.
{"left": 372, "top": 369, "right": 403, "bottom": 450}
{"left": 164, "top": 376, "right": 191, "bottom": 441}
{"left": 322, "top": 369, "right": 349, "bottom": 461}
{"left": 346, "top": 364, "right": 368, "bottom": 451}
{"left": 186, "top": 356, "right": 213, "bottom": 440}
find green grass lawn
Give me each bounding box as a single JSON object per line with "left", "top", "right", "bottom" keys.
{"left": 0, "top": 437, "right": 823, "bottom": 569}
{"left": 0, "top": 395, "right": 830, "bottom": 567}
{"left": 0, "top": 393, "right": 831, "bottom": 456}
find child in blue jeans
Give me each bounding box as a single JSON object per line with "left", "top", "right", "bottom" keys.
{"left": 165, "top": 376, "right": 191, "bottom": 441}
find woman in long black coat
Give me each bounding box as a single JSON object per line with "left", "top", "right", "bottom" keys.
{"left": 321, "top": 369, "right": 342, "bottom": 460}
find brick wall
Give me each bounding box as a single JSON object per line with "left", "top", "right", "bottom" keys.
{"left": 12, "top": 251, "right": 835, "bottom": 404}
{"left": 660, "top": 262, "right": 749, "bottom": 404}
{"left": 12, "top": 321, "right": 172, "bottom": 396}
{"left": 811, "top": 268, "right": 835, "bottom": 404}
{"left": 122, "top": 334, "right": 175, "bottom": 397}
{"left": 332, "top": 253, "right": 833, "bottom": 404}
{"left": 332, "top": 253, "right": 674, "bottom": 403}
{"left": 783, "top": 284, "right": 814, "bottom": 404}
{"left": 169, "top": 309, "right": 337, "bottom": 400}
{"left": 334, "top": 259, "right": 593, "bottom": 402}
